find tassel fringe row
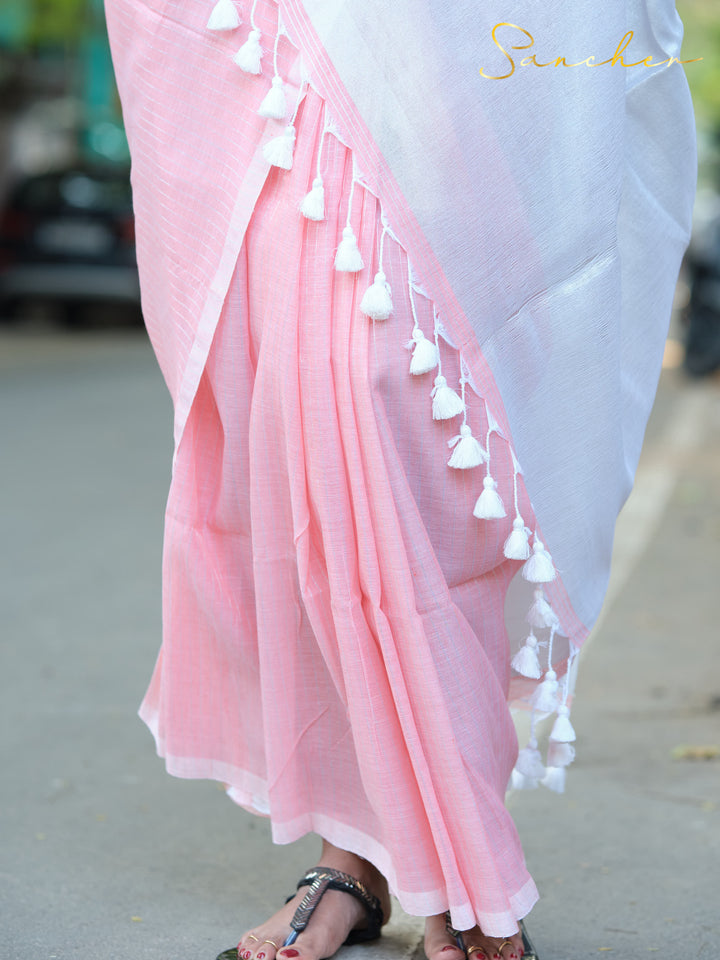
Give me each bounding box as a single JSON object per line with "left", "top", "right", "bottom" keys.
{"left": 206, "top": 0, "right": 582, "bottom": 793}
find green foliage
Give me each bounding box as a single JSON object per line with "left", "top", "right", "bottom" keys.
{"left": 677, "top": 0, "right": 720, "bottom": 130}
{"left": 25, "top": 0, "right": 92, "bottom": 47}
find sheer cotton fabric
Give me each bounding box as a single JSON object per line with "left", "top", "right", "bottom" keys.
{"left": 138, "top": 81, "right": 539, "bottom": 933}
{"left": 286, "top": 0, "right": 697, "bottom": 634}
{"left": 105, "top": 0, "right": 696, "bottom": 937}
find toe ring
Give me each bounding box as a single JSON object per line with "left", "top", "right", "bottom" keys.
{"left": 261, "top": 941, "right": 279, "bottom": 949}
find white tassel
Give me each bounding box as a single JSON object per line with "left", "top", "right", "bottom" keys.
{"left": 510, "top": 769, "right": 539, "bottom": 791}
{"left": 531, "top": 668, "right": 559, "bottom": 713}
{"left": 262, "top": 124, "right": 295, "bottom": 169}
{"left": 547, "top": 740, "right": 575, "bottom": 767}
{"left": 550, "top": 704, "right": 576, "bottom": 743}
{"left": 206, "top": 0, "right": 241, "bottom": 30}
{"left": 473, "top": 476, "right": 506, "bottom": 519}
{"left": 234, "top": 29, "right": 263, "bottom": 74}
{"left": 503, "top": 516, "right": 530, "bottom": 560}
{"left": 515, "top": 737, "right": 546, "bottom": 780}
{"left": 334, "top": 225, "right": 364, "bottom": 272}
{"left": 405, "top": 329, "right": 439, "bottom": 375}
{"left": 522, "top": 537, "right": 556, "bottom": 583}
{"left": 258, "top": 75, "right": 286, "bottom": 119}
{"left": 510, "top": 632, "right": 542, "bottom": 679}
{"left": 526, "top": 588, "right": 559, "bottom": 629}
{"left": 360, "top": 271, "right": 393, "bottom": 320}
{"left": 431, "top": 375, "right": 465, "bottom": 420}
{"left": 541, "top": 766, "right": 566, "bottom": 793}
{"left": 447, "top": 424, "right": 487, "bottom": 469}
{"left": 300, "top": 177, "right": 325, "bottom": 221}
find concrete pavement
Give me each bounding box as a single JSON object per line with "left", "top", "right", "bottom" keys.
{"left": 1, "top": 326, "right": 718, "bottom": 960}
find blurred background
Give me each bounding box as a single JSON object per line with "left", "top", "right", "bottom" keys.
{"left": 0, "top": 0, "right": 719, "bottom": 354}
{"left": 0, "top": 0, "right": 138, "bottom": 328}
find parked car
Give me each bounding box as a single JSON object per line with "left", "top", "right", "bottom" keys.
{"left": 0, "top": 165, "right": 141, "bottom": 324}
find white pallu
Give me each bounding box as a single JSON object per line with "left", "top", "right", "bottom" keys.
{"left": 292, "top": 0, "right": 697, "bottom": 636}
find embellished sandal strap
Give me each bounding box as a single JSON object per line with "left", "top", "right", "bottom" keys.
{"left": 444, "top": 912, "right": 466, "bottom": 953}
{"left": 283, "top": 867, "right": 384, "bottom": 946}
{"left": 519, "top": 920, "right": 539, "bottom": 960}
{"left": 443, "top": 914, "right": 538, "bottom": 960}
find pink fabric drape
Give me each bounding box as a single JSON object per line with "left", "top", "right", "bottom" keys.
{"left": 105, "top": 0, "right": 695, "bottom": 937}
{"left": 139, "top": 80, "right": 538, "bottom": 933}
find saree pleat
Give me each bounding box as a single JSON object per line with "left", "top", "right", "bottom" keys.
{"left": 106, "top": 0, "right": 695, "bottom": 939}
{"left": 139, "top": 83, "right": 538, "bottom": 933}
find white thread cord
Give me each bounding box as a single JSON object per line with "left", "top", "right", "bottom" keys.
{"left": 300, "top": 106, "right": 329, "bottom": 220}
{"left": 262, "top": 78, "right": 305, "bottom": 169}
{"left": 258, "top": 74, "right": 287, "bottom": 119}
{"left": 206, "top": 0, "right": 241, "bottom": 31}
{"left": 502, "top": 449, "right": 530, "bottom": 558}
{"left": 510, "top": 630, "right": 543, "bottom": 679}
{"left": 405, "top": 267, "right": 439, "bottom": 375}
{"left": 549, "top": 651, "right": 577, "bottom": 743}
{"left": 234, "top": 1, "right": 263, "bottom": 74}
{"left": 360, "top": 225, "right": 393, "bottom": 319}
{"left": 258, "top": 18, "right": 287, "bottom": 118}
{"left": 540, "top": 765, "right": 566, "bottom": 793}
{"left": 549, "top": 705, "right": 576, "bottom": 744}
{"left": 503, "top": 518, "right": 530, "bottom": 560}
{"left": 262, "top": 124, "right": 295, "bottom": 168}
{"left": 510, "top": 768, "right": 539, "bottom": 791}
{"left": 514, "top": 713, "right": 546, "bottom": 787}
{"left": 447, "top": 423, "right": 487, "bottom": 467}
{"left": 473, "top": 475, "right": 505, "bottom": 518}
{"left": 430, "top": 313, "right": 465, "bottom": 420}
{"left": 531, "top": 626, "right": 559, "bottom": 714}
{"left": 473, "top": 401, "right": 506, "bottom": 518}
{"left": 334, "top": 163, "right": 365, "bottom": 272}
{"left": 301, "top": 177, "right": 325, "bottom": 220}
{"left": 547, "top": 739, "right": 576, "bottom": 767}
{"left": 515, "top": 737, "right": 547, "bottom": 780}
{"left": 543, "top": 653, "right": 577, "bottom": 791}
{"left": 522, "top": 532, "right": 557, "bottom": 583}
{"left": 447, "top": 360, "right": 487, "bottom": 467}
{"left": 526, "top": 587, "right": 559, "bottom": 629}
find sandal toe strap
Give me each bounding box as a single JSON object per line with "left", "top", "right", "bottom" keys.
{"left": 287, "top": 867, "right": 384, "bottom": 942}
{"left": 519, "top": 920, "right": 539, "bottom": 960}
{"left": 442, "top": 914, "right": 538, "bottom": 960}
{"left": 444, "top": 911, "right": 466, "bottom": 953}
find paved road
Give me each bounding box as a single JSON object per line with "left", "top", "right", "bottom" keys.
{"left": 1, "top": 326, "right": 718, "bottom": 960}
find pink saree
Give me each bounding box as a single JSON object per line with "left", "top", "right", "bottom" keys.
{"left": 105, "top": 0, "right": 696, "bottom": 937}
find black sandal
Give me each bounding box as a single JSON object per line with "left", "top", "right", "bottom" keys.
{"left": 444, "top": 912, "right": 540, "bottom": 960}
{"left": 518, "top": 920, "right": 539, "bottom": 960}
{"left": 217, "top": 867, "right": 385, "bottom": 960}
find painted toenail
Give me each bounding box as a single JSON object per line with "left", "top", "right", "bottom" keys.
{"left": 257, "top": 953, "right": 265, "bottom": 958}
{"left": 441, "top": 947, "right": 459, "bottom": 953}
{"left": 280, "top": 951, "right": 299, "bottom": 958}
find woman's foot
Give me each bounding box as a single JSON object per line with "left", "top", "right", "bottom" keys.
{"left": 237, "top": 841, "right": 391, "bottom": 960}
{"left": 424, "top": 913, "right": 524, "bottom": 960}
